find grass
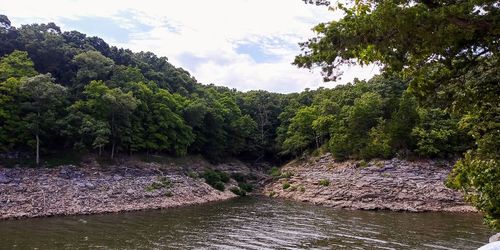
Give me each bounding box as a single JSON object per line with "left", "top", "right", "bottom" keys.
{"left": 282, "top": 182, "right": 291, "bottom": 190}
{"left": 146, "top": 176, "right": 172, "bottom": 191}
{"left": 318, "top": 179, "right": 330, "bottom": 186}
{"left": 281, "top": 171, "right": 294, "bottom": 179}
{"left": 358, "top": 160, "right": 368, "bottom": 168}
{"left": 268, "top": 191, "right": 276, "bottom": 197}
{"left": 269, "top": 167, "right": 281, "bottom": 179}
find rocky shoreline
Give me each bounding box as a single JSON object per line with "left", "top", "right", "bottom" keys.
{"left": 264, "top": 154, "right": 475, "bottom": 212}
{"left": 0, "top": 156, "right": 266, "bottom": 220}
{"left": 0, "top": 153, "right": 477, "bottom": 220}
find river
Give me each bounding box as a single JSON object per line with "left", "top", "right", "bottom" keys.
{"left": 0, "top": 196, "right": 491, "bottom": 249}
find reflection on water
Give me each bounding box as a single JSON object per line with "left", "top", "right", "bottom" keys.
{"left": 0, "top": 196, "right": 490, "bottom": 249}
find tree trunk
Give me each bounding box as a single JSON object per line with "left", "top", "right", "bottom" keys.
{"left": 98, "top": 146, "right": 102, "bottom": 156}
{"left": 111, "top": 139, "right": 115, "bottom": 159}
{"left": 110, "top": 112, "right": 115, "bottom": 159}
{"left": 36, "top": 133, "right": 40, "bottom": 165}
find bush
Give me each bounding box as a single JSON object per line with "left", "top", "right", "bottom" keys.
{"left": 268, "top": 191, "right": 276, "bottom": 197}
{"left": 202, "top": 169, "right": 229, "bottom": 191}
{"left": 238, "top": 182, "right": 254, "bottom": 192}
{"left": 230, "top": 187, "right": 247, "bottom": 196}
{"left": 213, "top": 181, "right": 225, "bottom": 191}
{"left": 231, "top": 172, "right": 246, "bottom": 182}
{"left": 282, "top": 182, "right": 291, "bottom": 189}
{"left": 187, "top": 171, "right": 198, "bottom": 179}
{"left": 218, "top": 171, "right": 230, "bottom": 183}
{"left": 299, "top": 185, "right": 306, "bottom": 192}
{"left": 318, "top": 179, "right": 330, "bottom": 186}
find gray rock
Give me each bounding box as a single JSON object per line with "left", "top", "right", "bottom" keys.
{"left": 490, "top": 232, "right": 500, "bottom": 243}
{"left": 0, "top": 174, "right": 11, "bottom": 184}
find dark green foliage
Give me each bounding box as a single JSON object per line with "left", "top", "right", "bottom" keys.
{"left": 230, "top": 187, "right": 247, "bottom": 196}
{"left": 238, "top": 182, "right": 254, "bottom": 193}
{"left": 231, "top": 172, "right": 246, "bottom": 183}
{"left": 282, "top": 182, "right": 291, "bottom": 190}
{"left": 202, "top": 169, "right": 229, "bottom": 191}
{"left": 294, "top": 0, "right": 499, "bottom": 229}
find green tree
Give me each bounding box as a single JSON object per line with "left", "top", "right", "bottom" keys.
{"left": 0, "top": 51, "right": 37, "bottom": 151}
{"left": 0, "top": 50, "right": 37, "bottom": 81}
{"left": 73, "top": 51, "right": 114, "bottom": 90}
{"left": 20, "top": 74, "right": 67, "bottom": 165}
{"left": 73, "top": 80, "right": 137, "bottom": 159}
{"left": 295, "top": 0, "right": 499, "bottom": 228}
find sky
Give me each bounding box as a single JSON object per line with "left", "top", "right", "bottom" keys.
{"left": 0, "top": 0, "right": 378, "bottom": 93}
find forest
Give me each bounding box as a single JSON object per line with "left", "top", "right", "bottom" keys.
{"left": 0, "top": 4, "right": 498, "bottom": 230}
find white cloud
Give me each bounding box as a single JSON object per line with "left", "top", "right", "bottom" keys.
{"left": 1, "top": 0, "right": 378, "bottom": 93}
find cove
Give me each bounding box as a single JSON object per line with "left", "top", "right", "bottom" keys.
{"left": 0, "top": 196, "right": 491, "bottom": 249}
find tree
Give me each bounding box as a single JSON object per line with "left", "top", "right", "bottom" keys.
{"left": 73, "top": 80, "right": 137, "bottom": 159}
{"left": 0, "top": 51, "right": 38, "bottom": 151}
{"left": 0, "top": 50, "right": 37, "bottom": 81}
{"left": 20, "top": 74, "right": 67, "bottom": 165}
{"left": 295, "top": 0, "right": 499, "bottom": 228}
{"left": 73, "top": 51, "right": 114, "bottom": 90}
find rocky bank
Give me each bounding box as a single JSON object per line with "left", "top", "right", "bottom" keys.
{"left": 0, "top": 156, "right": 264, "bottom": 219}
{"left": 264, "top": 154, "right": 475, "bottom": 212}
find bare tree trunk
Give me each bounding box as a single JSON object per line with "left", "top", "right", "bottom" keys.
{"left": 36, "top": 133, "right": 40, "bottom": 165}
{"left": 110, "top": 113, "right": 115, "bottom": 159}
{"left": 98, "top": 146, "right": 102, "bottom": 156}
{"left": 111, "top": 139, "right": 115, "bottom": 159}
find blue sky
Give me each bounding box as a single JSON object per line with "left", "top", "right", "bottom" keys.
{"left": 1, "top": 0, "right": 378, "bottom": 93}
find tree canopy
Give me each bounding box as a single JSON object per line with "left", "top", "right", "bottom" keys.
{"left": 295, "top": 0, "right": 499, "bottom": 229}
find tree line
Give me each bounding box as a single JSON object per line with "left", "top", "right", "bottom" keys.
{"left": 0, "top": 15, "right": 472, "bottom": 164}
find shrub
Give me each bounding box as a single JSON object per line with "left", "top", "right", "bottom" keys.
{"left": 213, "top": 181, "right": 225, "bottom": 191}
{"left": 238, "top": 182, "right": 254, "bottom": 192}
{"left": 231, "top": 172, "right": 246, "bottom": 182}
{"left": 187, "top": 171, "right": 198, "bottom": 179}
{"left": 202, "top": 169, "right": 229, "bottom": 191}
{"left": 299, "top": 185, "right": 306, "bottom": 192}
{"left": 318, "top": 179, "right": 330, "bottom": 186}
{"left": 282, "top": 182, "right": 291, "bottom": 189}
{"left": 269, "top": 167, "right": 281, "bottom": 179}
{"left": 268, "top": 191, "right": 276, "bottom": 197}
{"left": 218, "top": 171, "right": 230, "bottom": 183}
{"left": 230, "top": 187, "right": 247, "bottom": 196}
{"left": 289, "top": 185, "right": 297, "bottom": 191}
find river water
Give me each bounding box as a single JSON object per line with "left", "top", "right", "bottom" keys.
{"left": 0, "top": 196, "right": 491, "bottom": 249}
